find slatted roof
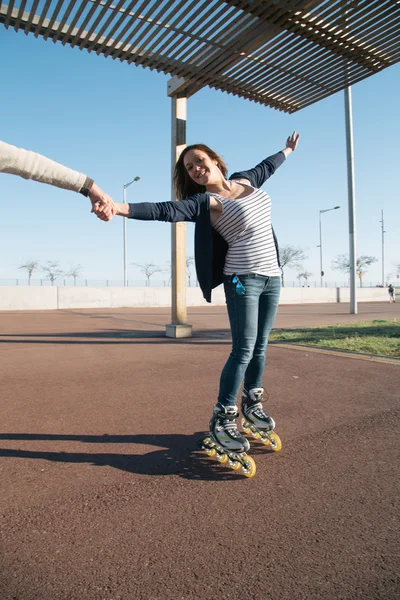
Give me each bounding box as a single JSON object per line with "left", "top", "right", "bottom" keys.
{"left": 1, "top": 1, "right": 399, "bottom": 113}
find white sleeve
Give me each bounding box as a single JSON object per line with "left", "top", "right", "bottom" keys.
{"left": 0, "top": 140, "right": 87, "bottom": 193}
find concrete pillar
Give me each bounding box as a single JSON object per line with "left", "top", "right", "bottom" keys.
{"left": 165, "top": 91, "right": 192, "bottom": 338}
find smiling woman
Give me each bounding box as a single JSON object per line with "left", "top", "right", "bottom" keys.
{"left": 104, "top": 132, "right": 300, "bottom": 477}
{"left": 175, "top": 144, "right": 228, "bottom": 198}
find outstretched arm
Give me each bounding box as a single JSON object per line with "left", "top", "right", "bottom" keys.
{"left": 93, "top": 196, "right": 203, "bottom": 222}
{"left": 0, "top": 140, "right": 115, "bottom": 220}
{"left": 103, "top": 197, "right": 201, "bottom": 223}
{"left": 230, "top": 131, "right": 300, "bottom": 188}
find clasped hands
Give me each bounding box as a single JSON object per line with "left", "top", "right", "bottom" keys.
{"left": 89, "top": 183, "right": 116, "bottom": 221}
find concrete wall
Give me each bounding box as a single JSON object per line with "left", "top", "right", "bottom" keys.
{"left": 0, "top": 285, "right": 389, "bottom": 311}
{"left": 0, "top": 286, "right": 58, "bottom": 310}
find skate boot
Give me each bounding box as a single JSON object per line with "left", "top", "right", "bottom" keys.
{"left": 241, "top": 388, "right": 282, "bottom": 451}
{"left": 199, "top": 403, "right": 256, "bottom": 478}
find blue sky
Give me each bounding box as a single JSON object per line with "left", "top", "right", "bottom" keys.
{"left": 1, "top": 27, "right": 399, "bottom": 286}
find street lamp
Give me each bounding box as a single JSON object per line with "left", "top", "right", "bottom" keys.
{"left": 123, "top": 176, "right": 140, "bottom": 286}
{"left": 319, "top": 206, "right": 340, "bottom": 287}
{"left": 380, "top": 209, "right": 386, "bottom": 287}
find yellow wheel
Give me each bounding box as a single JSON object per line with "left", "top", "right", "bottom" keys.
{"left": 241, "top": 419, "right": 251, "bottom": 434}
{"left": 228, "top": 459, "right": 241, "bottom": 470}
{"left": 216, "top": 452, "right": 228, "bottom": 463}
{"left": 202, "top": 437, "right": 216, "bottom": 457}
{"left": 268, "top": 431, "right": 282, "bottom": 452}
{"left": 259, "top": 431, "right": 270, "bottom": 445}
{"left": 241, "top": 456, "right": 256, "bottom": 478}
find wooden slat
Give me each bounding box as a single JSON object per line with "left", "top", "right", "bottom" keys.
{"left": 59, "top": 0, "right": 89, "bottom": 45}
{"left": 94, "top": 0, "right": 150, "bottom": 57}
{"left": 3, "top": 0, "right": 16, "bottom": 28}
{"left": 52, "top": 0, "right": 79, "bottom": 43}
{"left": 103, "top": 0, "right": 170, "bottom": 59}
{"left": 132, "top": 0, "right": 213, "bottom": 67}
{"left": 33, "top": 0, "right": 52, "bottom": 37}
{"left": 80, "top": 0, "right": 123, "bottom": 52}
{"left": 42, "top": 0, "right": 65, "bottom": 41}
{"left": 105, "top": 0, "right": 173, "bottom": 60}
{"left": 68, "top": 0, "right": 102, "bottom": 47}
{"left": 24, "top": 0, "right": 40, "bottom": 35}
{"left": 13, "top": 0, "right": 26, "bottom": 32}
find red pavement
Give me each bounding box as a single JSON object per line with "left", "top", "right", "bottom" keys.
{"left": 0, "top": 302, "right": 399, "bottom": 599}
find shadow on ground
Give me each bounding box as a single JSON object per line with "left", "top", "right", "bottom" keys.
{"left": 0, "top": 329, "right": 231, "bottom": 345}
{"left": 0, "top": 432, "right": 273, "bottom": 481}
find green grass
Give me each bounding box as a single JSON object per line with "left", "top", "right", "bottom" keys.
{"left": 270, "top": 320, "right": 400, "bottom": 357}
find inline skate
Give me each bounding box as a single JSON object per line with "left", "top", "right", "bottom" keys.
{"left": 241, "top": 388, "right": 282, "bottom": 451}
{"left": 199, "top": 403, "right": 256, "bottom": 478}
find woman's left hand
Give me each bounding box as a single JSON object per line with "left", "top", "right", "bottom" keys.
{"left": 286, "top": 131, "right": 300, "bottom": 151}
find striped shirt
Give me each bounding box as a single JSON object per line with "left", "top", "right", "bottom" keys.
{"left": 211, "top": 187, "right": 281, "bottom": 277}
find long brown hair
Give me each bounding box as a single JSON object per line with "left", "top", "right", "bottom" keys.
{"left": 173, "top": 144, "right": 228, "bottom": 200}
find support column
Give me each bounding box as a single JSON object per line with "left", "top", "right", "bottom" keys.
{"left": 344, "top": 86, "right": 357, "bottom": 314}
{"left": 165, "top": 93, "right": 192, "bottom": 338}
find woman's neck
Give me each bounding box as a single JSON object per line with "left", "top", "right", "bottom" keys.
{"left": 205, "top": 178, "right": 231, "bottom": 195}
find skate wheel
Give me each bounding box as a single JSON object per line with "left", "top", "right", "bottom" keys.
{"left": 216, "top": 452, "right": 228, "bottom": 463}
{"left": 241, "top": 419, "right": 251, "bottom": 434}
{"left": 228, "top": 458, "right": 241, "bottom": 470}
{"left": 268, "top": 431, "right": 282, "bottom": 452}
{"left": 202, "top": 436, "right": 216, "bottom": 457}
{"left": 241, "top": 456, "right": 256, "bottom": 478}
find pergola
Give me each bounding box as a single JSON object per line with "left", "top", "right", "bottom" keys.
{"left": 1, "top": 0, "right": 399, "bottom": 332}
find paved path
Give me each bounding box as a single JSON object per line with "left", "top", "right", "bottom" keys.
{"left": 0, "top": 303, "right": 399, "bottom": 599}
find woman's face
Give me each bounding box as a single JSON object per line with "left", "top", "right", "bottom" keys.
{"left": 183, "top": 149, "right": 221, "bottom": 186}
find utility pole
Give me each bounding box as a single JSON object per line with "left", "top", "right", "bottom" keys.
{"left": 380, "top": 209, "right": 385, "bottom": 286}
{"left": 344, "top": 86, "right": 357, "bottom": 314}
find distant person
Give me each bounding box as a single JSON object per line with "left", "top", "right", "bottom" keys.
{"left": 0, "top": 140, "right": 115, "bottom": 219}
{"left": 95, "top": 131, "right": 300, "bottom": 475}
{"left": 388, "top": 284, "right": 395, "bottom": 303}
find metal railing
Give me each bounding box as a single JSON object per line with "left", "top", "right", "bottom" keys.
{"left": 1, "top": 279, "right": 397, "bottom": 288}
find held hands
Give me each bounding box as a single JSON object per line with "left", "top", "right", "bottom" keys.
{"left": 89, "top": 182, "right": 116, "bottom": 221}
{"left": 285, "top": 131, "right": 300, "bottom": 152}
{"left": 91, "top": 199, "right": 129, "bottom": 221}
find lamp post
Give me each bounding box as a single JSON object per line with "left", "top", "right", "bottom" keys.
{"left": 123, "top": 176, "right": 140, "bottom": 286}
{"left": 380, "top": 209, "right": 385, "bottom": 286}
{"left": 319, "top": 206, "right": 340, "bottom": 287}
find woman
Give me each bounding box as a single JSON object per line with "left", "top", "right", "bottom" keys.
{"left": 106, "top": 132, "right": 300, "bottom": 466}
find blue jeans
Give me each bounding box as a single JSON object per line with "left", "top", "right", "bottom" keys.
{"left": 218, "top": 274, "right": 281, "bottom": 406}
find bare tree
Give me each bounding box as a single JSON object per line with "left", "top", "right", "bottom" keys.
{"left": 164, "top": 259, "right": 194, "bottom": 287}
{"left": 132, "top": 262, "right": 163, "bottom": 287}
{"left": 164, "top": 262, "right": 172, "bottom": 286}
{"left": 332, "top": 254, "right": 377, "bottom": 287}
{"left": 279, "top": 245, "right": 308, "bottom": 287}
{"left": 297, "top": 270, "right": 313, "bottom": 286}
{"left": 186, "top": 255, "right": 194, "bottom": 287}
{"left": 66, "top": 265, "right": 83, "bottom": 286}
{"left": 18, "top": 260, "right": 39, "bottom": 285}
{"left": 41, "top": 261, "right": 63, "bottom": 286}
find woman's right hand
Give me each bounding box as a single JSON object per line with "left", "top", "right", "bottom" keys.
{"left": 92, "top": 201, "right": 130, "bottom": 221}
{"left": 89, "top": 183, "right": 116, "bottom": 221}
